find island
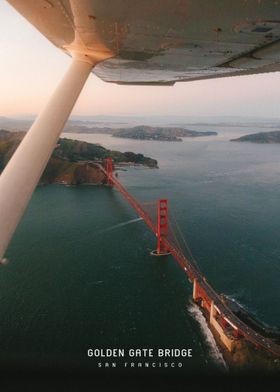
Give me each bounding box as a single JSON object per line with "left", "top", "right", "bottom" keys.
{"left": 64, "top": 124, "right": 218, "bottom": 141}
{"left": 231, "top": 130, "right": 280, "bottom": 144}
{"left": 0, "top": 130, "right": 158, "bottom": 185}
{"left": 112, "top": 126, "right": 217, "bottom": 141}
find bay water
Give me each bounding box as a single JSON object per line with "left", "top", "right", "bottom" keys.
{"left": 2, "top": 125, "right": 280, "bottom": 374}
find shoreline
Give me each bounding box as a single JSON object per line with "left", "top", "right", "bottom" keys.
{"left": 197, "top": 301, "right": 280, "bottom": 372}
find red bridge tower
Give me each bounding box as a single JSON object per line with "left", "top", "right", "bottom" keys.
{"left": 151, "top": 199, "right": 171, "bottom": 256}
{"left": 105, "top": 157, "right": 113, "bottom": 186}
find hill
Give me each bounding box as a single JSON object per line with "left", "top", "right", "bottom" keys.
{"left": 231, "top": 131, "right": 280, "bottom": 144}
{"left": 112, "top": 126, "right": 217, "bottom": 141}
{"left": 0, "top": 130, "right": 158, "bottom": 185}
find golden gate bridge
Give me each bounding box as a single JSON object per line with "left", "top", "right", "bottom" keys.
{"left": 99, "top": 157, "right": 280, "bottom": 359}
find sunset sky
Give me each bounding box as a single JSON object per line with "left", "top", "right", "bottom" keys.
{"left": 1, "top": 0, "right": 280, "bottom": 119}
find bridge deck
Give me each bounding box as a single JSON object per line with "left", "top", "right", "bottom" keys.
{"left": 99, "top": 163, "right": 280, "bottom": 358}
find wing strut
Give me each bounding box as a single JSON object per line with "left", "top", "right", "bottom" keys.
{"left": 0, "top": 58, "right": 93, "bottom": 262}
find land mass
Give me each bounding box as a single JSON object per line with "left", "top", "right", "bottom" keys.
{"left": 64, "top": 125, "right": 218, "bottom": 141}
{"left": 112, "top": 126, "right": 218, "bottom": 141}
{"left": 231, "top": 130, "right": 280, "bottom": 144}
{"left": 0, "top": 130, "right": 158, "bottom": 186}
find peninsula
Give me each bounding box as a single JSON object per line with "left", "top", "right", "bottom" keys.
{"left": 0, "top": 130, "right": 158, "bottom": 185}
{"left": 231, "top": 130, "right": 280, "bottom": 144}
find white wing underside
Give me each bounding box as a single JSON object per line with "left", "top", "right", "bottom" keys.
{"left": 7, "top": 0, "right": 280, "bottom": 85}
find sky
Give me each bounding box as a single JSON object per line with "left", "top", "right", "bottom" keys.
{"left": 1, "top": 0, "right": 280, "bottom": 119}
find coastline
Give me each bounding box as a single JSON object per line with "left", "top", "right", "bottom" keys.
{"left": 197, "top": 301, "right": 280, "bottom": 372}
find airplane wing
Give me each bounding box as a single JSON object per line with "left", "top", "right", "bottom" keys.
{"left": 7, "top": 0, "right": 280, "bottom": 85}
{"left": 1, "top": 0, "right": 280, "bottom": 261}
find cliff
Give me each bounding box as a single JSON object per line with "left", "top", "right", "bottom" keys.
{"left": 0, "top": 130, "right": 158, "bottom": 185}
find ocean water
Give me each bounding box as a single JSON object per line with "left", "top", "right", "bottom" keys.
{"left": 1, "top": 125, "right": 280, "bottom": 374}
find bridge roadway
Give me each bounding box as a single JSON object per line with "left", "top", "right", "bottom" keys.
{"left": 162, "top": 239, "right": 280, "bottom": 358}
{"left": 99, "top": 164, "right": 280, "bottom": 358}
